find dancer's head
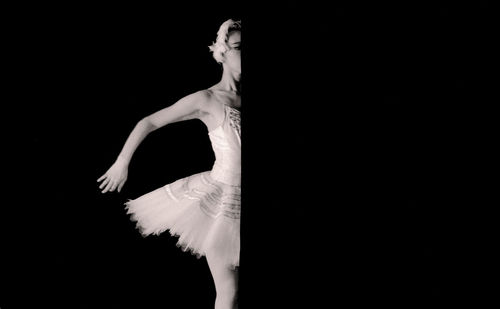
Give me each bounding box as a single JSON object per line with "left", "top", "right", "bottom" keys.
{"left": 209, "top": 19, "right": 241, "bottom": 77}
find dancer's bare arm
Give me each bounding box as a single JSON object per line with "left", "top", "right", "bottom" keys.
{"left": 118, "top": 90, "right": 209, "bottom": 163}
{"left": 146, "top": 90, "right": 210, "bottom": 129}
{"left": 97, "top": 90, "right": 210, "bottom": 193}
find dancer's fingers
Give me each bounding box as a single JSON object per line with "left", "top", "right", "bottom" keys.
{"left": 102, "top": 181, "right": 114, "bottom": 193}
{"left": 117, "top": 181, "right": 125, "bottom": 193}
{"left": 99, "top": 178, "right": 110, "bottom": 189}
{"left": 97, "top": 174, "right": 107, "bottom": 182}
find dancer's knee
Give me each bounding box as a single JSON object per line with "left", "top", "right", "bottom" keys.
{"left": 215, "top": 290, "right": 237, "bottom": 309}
{"left": 215, "top": 277, "right": 238, "bottom": 308}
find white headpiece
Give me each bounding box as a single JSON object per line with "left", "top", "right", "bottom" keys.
{"left": 209, "top": 19, "right": 242, "bottom": 63}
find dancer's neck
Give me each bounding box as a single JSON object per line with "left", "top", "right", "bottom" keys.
{"left": 217, "top": 69, "right": 240, "bottom": 94}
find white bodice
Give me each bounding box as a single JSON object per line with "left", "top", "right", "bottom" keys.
{"left": 208, "top": 104, "right": 241, "bottom": 186}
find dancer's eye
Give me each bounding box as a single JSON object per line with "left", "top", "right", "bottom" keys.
{"left": 231, "top": 42, "right": 241, "bottom": 51}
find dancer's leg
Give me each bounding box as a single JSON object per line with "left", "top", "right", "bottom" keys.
{"left": 206, "top": 253, "right": 238, "bottom": 309}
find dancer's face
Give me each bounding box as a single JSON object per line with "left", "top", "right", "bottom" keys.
{"left": 223, "top": 30, "right": 241, "bottom": 77}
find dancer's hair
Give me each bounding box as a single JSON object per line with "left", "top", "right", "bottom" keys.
{"left": 209, "top": 19, "right": 242, "bottom": 63}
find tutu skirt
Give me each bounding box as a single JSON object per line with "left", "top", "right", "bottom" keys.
{"left": 125, "top": 171, "right": 240, "bottom": 268}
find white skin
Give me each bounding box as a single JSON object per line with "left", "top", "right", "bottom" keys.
{"left": 97, "top": 30, "right": 241, "bottom": 309}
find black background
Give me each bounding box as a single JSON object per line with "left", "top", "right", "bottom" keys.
{"left": 1, "top": 2, "right": 494, "bottom": 308}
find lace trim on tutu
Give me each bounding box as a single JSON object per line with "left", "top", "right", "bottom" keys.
{"left": 167, "top": 173, "right": 240, "bottom": 220}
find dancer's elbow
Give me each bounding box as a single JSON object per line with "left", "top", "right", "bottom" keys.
{"left": 138, "top": 117, "right": 158, "bottom": 133}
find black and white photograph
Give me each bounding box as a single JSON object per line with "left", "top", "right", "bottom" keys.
{"left": 1, "top": 2, "right": 493, "bottom": 308}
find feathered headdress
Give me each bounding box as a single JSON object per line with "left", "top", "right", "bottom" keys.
{"left": 209, "top": 19, "right": 242, "bottom": 63}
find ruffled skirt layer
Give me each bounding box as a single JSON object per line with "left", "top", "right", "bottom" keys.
{"left": 125, "top": 171, "right": 240, "bottom": 268}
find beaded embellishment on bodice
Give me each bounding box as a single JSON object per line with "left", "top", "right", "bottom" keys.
{"left": 227, "top": 105, "right": 241, "bottom": 140}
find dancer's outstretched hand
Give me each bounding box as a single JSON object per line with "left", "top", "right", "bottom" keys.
{"left": 97, "top": 156, "right": 128, "bottom": 193}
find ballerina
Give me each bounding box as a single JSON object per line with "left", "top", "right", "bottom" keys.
{"left": 97, "top": 19, "right": 241, "bottom": 309}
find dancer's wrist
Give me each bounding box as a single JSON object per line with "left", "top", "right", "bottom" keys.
{"left": 116, "top": 154, "right": 130, "bottom": 166}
